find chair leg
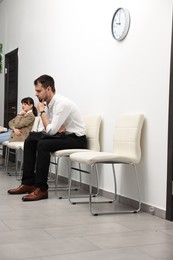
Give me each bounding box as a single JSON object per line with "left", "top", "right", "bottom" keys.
{"left": 48, "top": 156, "right": 70, "bottom": 193}
{"left": 89, "top": 163, "right": 141, "bottom": 216}
{"left": 57, "top": 158, "right": 73, "bottom": 198}
{"left": 47, "top": 155, "right": 56, "bottom": 189}
{"left": 0, "top": 145, "right": 4, "bottom": 166}
{"left": 4, "top": 146, "right": 9, "bottom": 174}
{"left": 133, "top": 164, "right": 141, "bottom": 212}
{"left": 89, "top": 163, "right": 117, "bottom": 216}
{"left": 3, "top": 145, "right": 7, "bottom": 172}
{"left": 15, "top": 149, "right": 19, "bottom": 179}
{"left": 55, "top": 157, "right": 60, "bottom": 194}
{"left": 68, "top": 163, "right": 100, "bottom": 205}
{"left": 15, "top": 148, "right": 23, "bottom": 181}
{"left": 18, "top": 154, "right": 23, "bottom": 181}
{"left": 5, "top": 147, "right": 17, "bottom": 176}
{"left": 55, "top": 157, "right": 82, "bottom": 199}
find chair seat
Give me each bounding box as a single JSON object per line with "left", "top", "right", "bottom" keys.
{"left": 70, "top": 151, "right": 137, "bottom": 165}
{"left": 2, "top": 141, "right": 9, "bottom": 146}
{"left": 7, "top": 142, "right": 24, "bottom": 150}
{"left": 51, "top": 149, "right": 90, "bottom": 157}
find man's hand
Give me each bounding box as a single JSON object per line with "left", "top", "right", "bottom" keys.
{"left": 58, "top": 126, "right": 66, "bottom": 133}
{"left": 37, "top": 101, "right": 45, "bottom": 113}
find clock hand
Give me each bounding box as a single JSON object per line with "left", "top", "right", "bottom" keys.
{"left": 119, "top": 9, "right": 121, "bottom": 23}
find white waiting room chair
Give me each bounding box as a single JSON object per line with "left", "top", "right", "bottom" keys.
{"left": 69, "top": 113, "right": 144, "bottom": 216}
{"left": 50, "top": 115, "right": 102, "bottom": 196}
{"left": 4, "top": 116, "right": 40, "bottom": 179}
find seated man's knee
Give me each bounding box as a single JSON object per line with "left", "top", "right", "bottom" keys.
{"left": 37, "top": 140, "right": 47, "bottom": 152}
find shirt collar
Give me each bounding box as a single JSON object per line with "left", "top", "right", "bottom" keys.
{"left": 47, "top": 94, "right": 59, "bottom": 109}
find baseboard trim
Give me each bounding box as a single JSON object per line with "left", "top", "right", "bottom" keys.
{"left": 57, "top": 175, "right": 166, "bottom": 219}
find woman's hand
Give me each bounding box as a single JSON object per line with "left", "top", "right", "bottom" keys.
{"left": 18, "top": 110, "right": 26, "bottom": 116}
{"left": 13, "top": 128, "right": 22, "bottom": 136}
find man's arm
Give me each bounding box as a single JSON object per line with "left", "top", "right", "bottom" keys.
{"left": 37, "top": 101, "right": 50, "bottom": 130}
{"left": 38, "top": 99, "right": 71, "bottom": 135}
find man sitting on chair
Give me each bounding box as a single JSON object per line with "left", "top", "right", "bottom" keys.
{"left": 8, "top": 74, "right": 87, "bottom": 201}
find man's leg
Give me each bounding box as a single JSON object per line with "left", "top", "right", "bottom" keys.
{"left": 21, "top": 136, "right": 38, "bottom": 186}
{"left": 7, "top": 133, "right": 40, "bottom": 194}
{"left": 35, "top": 134, "right": 87, "bottom": 190}
{"left": 22, "top": 134, "right": 87, "bottom": 201}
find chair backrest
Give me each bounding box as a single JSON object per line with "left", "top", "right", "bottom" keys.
{"left": 84, "top": 115, "right": 102, "bottom": 151}
{"left": 31, "top": 116, "right": 40, "bottom": 132}
{"left": 113, "top": 114, "right": 144, "bottom": 164}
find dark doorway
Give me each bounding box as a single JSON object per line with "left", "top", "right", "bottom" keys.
{"left": 3, "top": 48, "right": 18, "bottom": 162}
{"left": 167, "top": 21, "right": 173, "bottom": 221}
{"left": 4, "top": 48, "right": 18, "bottom": 127}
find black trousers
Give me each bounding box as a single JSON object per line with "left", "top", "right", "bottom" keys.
{"left": 21, "top": 132, "right": 87, "bottom": 191}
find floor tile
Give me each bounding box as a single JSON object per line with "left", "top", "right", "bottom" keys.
{"left": 0, "top": 229, "right": 53, "bottom": 244}
{"left": 138, "top": 242, "right": 173, "bottom": 260}
{"left": 0, "top": 237, "right": 99, "bottom": 260}
{"left": 45, "top": 221, "right": 131, "bottom": 239}
{"left": 84, "top": 230, "right": 173, "bottom": 249}
{"left": 42, "top": 247, "right": 156, "bottom": 260}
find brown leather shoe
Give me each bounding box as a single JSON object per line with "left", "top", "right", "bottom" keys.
{"left": 8, "top": 185, "right": 35, "bottom": 195}
{"left": 22, "top": 188, "right": 48, "bottom": 201}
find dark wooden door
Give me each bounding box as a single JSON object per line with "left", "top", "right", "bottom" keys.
{"left": 3, "top": 48, "right": 18, "bottom": 162}
{"left": 4, "top": 48, "right": 18, "bottom": 128}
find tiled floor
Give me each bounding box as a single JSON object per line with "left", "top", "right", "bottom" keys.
{"left": 1, "top": 164, "right": 173, "bottom": 260}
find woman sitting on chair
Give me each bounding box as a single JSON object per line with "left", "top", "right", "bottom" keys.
{"left": 0, "top": 97, "right": 37, "bottom": 144}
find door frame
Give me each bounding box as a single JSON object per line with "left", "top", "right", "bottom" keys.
{"left": 166, "top": 20, "right": 173, "bottom": 221}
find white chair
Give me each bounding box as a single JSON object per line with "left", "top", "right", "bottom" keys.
{"left": 5, "top": 116, "right": 40, "bottom": 179}
{"left": 50, "top": 115, "right": 102, "bottom": 196}
{"left": 69, "top": 113, "right": 144, "bottom": 216}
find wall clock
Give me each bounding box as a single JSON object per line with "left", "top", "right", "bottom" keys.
{"left": 111, "top": 8, "right": 130, "bottom": 41}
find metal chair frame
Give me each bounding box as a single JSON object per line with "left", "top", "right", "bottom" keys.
{"left": 68, "top": 113, "right": 144, "bottom": 216}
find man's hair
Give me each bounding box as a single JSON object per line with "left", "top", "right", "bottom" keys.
{"left": 34, "top": 74, "right": 55, "bottom": 93}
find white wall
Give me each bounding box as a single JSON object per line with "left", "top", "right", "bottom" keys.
{"left": 0, "top": 0, "right": 172, "bottom": 211}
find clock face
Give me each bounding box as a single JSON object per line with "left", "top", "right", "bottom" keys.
{"left": 111, "top": 8, "right": 130, "bottom": 41}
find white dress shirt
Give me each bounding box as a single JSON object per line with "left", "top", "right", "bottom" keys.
{"left": 38, "top": 94, "right": 85, "bottom": 136}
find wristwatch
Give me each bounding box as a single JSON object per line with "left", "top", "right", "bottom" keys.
{"left": 40, "top": 110, "right": 45, "bottom": 116}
